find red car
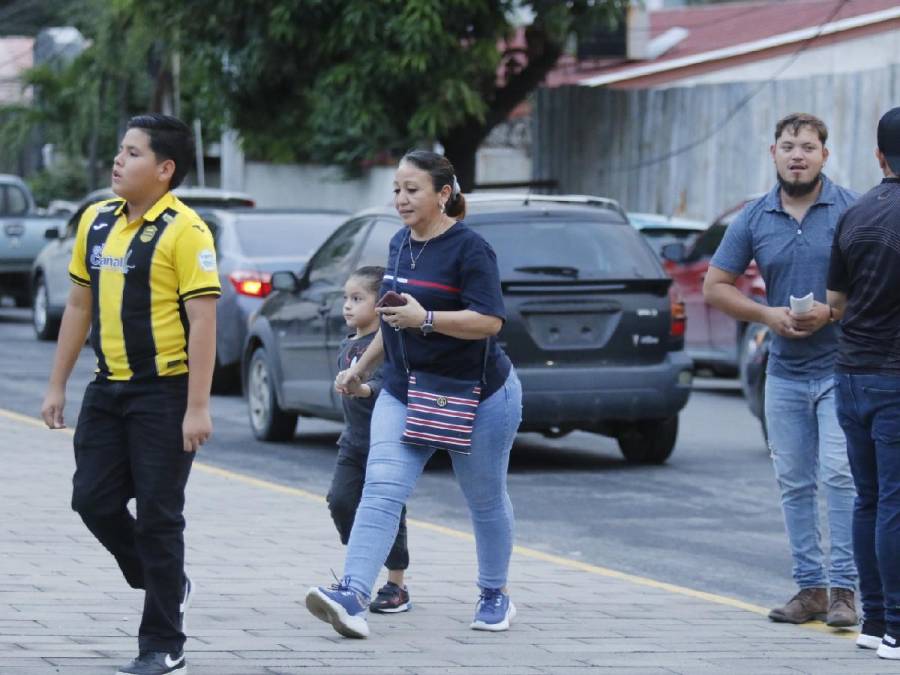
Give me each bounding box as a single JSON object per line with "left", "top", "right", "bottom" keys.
{"left": 662, "top": 198, "right": 766, "bottom": 376}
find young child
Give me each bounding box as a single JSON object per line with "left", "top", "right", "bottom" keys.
{"left": 327, "top": 266, "right": 411, "bottom": 613}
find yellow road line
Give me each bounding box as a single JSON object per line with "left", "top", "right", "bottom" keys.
{"left": 1, "top": 407, "right": 853, "bottom": 639}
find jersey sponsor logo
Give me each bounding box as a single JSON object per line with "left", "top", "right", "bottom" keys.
{"left": 198, "top": 249, "right": 216, "bottom": 272}
{"left": 96, "top": 203, "right": 118, "bottom": 214}
{"left": 139, "top": 225, "right": 158, "bottom": 243}
{"left": 90, "top": 245, "right": 135, "bottom": 274}
{"left": 92, "top": 221, "right": 111, "bottom": 231}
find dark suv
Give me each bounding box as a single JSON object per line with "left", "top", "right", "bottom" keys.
{"left": 242, "top": 194, "right": 694, "bottom": 463}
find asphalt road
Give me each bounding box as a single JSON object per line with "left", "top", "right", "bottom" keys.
{"left": 0, "top": 306, "right": 813, "bottom": 613}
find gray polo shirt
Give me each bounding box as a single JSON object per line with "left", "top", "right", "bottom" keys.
{"left": 710, "top": 175, "right": 858, "bottom": 380}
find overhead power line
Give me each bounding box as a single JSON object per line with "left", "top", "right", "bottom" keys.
{"left": 600, "top": 0, "right": 851, "bottom": 174}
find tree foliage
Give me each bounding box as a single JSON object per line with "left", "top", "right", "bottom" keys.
{"left": 149, "top": 0, "right": 629, "bottom": 187}
{"left": 4, "top": 0, "right": 628, "bottom": 191}
{"left": 0, "top": 0, "right": 214, "bottom": 191}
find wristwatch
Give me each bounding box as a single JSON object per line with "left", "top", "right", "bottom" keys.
{"left": 420, "top": 310, "right": 434, "bottom": 335}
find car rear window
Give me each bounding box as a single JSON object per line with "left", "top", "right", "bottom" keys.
{"left": 234, "top": 214, "right": 345, "bottom": 257}
{"left": 476, "top": 219, "right": 663, "bottom": 280}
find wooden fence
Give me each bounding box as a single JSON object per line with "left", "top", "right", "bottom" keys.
{"left": 533, "top": 65, "right": 900, "bottom": 220}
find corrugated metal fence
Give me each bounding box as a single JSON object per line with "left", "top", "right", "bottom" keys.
{"left": 533, "top": 65, "right": 900, "bottom": 221}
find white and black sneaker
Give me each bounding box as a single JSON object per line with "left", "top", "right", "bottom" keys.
{"left": 878, "top": 631, "right": 900, "bottom": 660}
{"left": 857, "top": 619, "right": 885, "bottom": 649}
{"left": 117, "top": 651, "right": 186, "bottom": 674}
{"left": 180, "top": 575, "right": 194, "bottom": 633}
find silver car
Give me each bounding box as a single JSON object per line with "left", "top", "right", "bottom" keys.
{"left": 196, "top": 208, "right": 347, "bottom": 390}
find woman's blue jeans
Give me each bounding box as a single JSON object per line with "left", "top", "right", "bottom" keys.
{"left": 343, "top": 370, "right": 522, "bottom": 598}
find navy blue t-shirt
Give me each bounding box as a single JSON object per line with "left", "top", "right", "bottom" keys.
{"left": 380, "top": 221, "right": 512, "bottom": 404}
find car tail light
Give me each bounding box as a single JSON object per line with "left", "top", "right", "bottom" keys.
{"left": 669, "top": 285, "right": 686, "bottom": 337}
{"left": 229, "top": 271, "right": 272, "bottom": 298}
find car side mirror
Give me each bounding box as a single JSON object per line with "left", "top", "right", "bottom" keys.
{"left": 44, "top": 227, "right": 60, "bottom": 240}
{"left": 271, "top": 271, "right": 300, "bottom": 293}
{"left": 660, "top": 242, "right": 686, "bottom": 263}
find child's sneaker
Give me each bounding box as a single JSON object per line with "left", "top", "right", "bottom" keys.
{"left": 369, "top": 581, "right": 411, "bottom": 614}
{"left": 470, "top": 587, "right": 516, "bottom": 631}
{"left": 857, "top": 619, "right": 885, "bottom": 649}
{"left": 305, "top": 577, "right": 370, "bottom": 638}
{"left": 878, "top": 630, "right": 900, "bottom": 659}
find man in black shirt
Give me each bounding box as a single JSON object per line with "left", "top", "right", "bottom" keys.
{"left": 827, "top": 106, "right": 900, "bottom": 660}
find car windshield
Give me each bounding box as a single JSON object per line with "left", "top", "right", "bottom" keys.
{"left": 475, "top": 219, "right": 663, "bottom": 279}
{"left": 234, "top": 214, "right": 345, "bottom": 257}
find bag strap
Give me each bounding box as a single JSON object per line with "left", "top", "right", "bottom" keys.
{"left": 395, "top": 231, "right": 490, "bottom": 384}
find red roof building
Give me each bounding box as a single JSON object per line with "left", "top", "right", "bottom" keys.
{"left": 545, "top": 0, "right": 900, "bottom": 89}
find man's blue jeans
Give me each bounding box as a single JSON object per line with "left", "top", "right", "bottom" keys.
{"left": 764, "top": 373, "right": 856, "bottom": 590}
{"left": 835, "top": 373, "right": 900, "bottom": 630}
{"left": 343, "top": 371, "right": 522, "bottom": 598}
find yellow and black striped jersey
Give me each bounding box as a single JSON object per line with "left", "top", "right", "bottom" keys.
{"left": 68, "top": 192, "right": 221, "bottom": 380}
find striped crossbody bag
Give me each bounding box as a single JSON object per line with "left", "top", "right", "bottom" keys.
{"left": 391, "top": 238, "right": 489, "bottom": 454}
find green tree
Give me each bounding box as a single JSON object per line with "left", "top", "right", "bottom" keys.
{"left": 150, "top": 0, "right": 628, "bottom": 189}
{"left": 0, "top": 0, "right": 215, "bottom": 191}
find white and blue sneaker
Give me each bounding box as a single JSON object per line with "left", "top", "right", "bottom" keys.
{"left": 306, "top": 577, "right": 370, "bottom": 638}
{"left": 470, "top": 587, "right": 516, "bottom": 631}
{"left": 878, "top": 631, "right": 900, "bottom": 659}
{"left": 179, "top": 575, "right": 194, "bottom": 634}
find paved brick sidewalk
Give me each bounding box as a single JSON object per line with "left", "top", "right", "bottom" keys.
{"left": 0, "top": 410, "right": 892, "bottom": 675}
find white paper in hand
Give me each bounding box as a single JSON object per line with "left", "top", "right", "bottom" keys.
{"left": 790, "top": 292, "right": 814, "bottom": 315}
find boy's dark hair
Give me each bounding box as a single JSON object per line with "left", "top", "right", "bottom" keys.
{"left": 350, "top": 266, "right": 384, "bottom": 295}
{"left": 774, "top": 113, "right": 828, "bottom": 145}
{"left": 127, "top": 113, "right": 195, "bottom": 189}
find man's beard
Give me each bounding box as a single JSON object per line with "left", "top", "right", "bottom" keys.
{"left": 777, "top": 170, "right": 821, "bottom": 198}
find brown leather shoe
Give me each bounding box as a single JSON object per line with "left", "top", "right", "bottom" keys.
{"left": 768, "top": 587, "right": 828, "bottom": 623}
{"left": 826, "top": 587, "right": 859, "bottom": 627}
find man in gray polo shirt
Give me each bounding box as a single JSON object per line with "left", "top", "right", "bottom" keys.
{"left": 704, "top": 113, "right": 859, "bottom": 626}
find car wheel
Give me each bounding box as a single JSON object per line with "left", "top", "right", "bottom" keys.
{"left": 246, "top": 348, "right": 297, "bottom": 441}
{"left": 32, "top": 276, "right": 60, "bottom": 341}
{"left": 617, "top": 416, "right": 678, "bottom": 464}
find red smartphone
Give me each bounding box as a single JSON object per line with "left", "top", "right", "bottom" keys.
{"left": 375, "top": 290, "right": 407, "bottom": 308}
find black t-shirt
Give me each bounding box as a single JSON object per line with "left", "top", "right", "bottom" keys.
{"left": 827, "top": 177, "right": 900, "bottom": 374}
{"left": 337, "top": 331, "right": 383, "bottom": 450}
{"left": 380, "top": 221, "right": 512, "bottom": 404}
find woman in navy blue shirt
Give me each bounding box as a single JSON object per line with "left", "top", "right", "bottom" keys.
{"left": 305, "top": 151, "right": 522, "bottom": 639}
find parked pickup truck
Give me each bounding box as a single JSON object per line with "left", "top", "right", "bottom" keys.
{"left": 0, "top": 175, "right": 66, "bottom": 307}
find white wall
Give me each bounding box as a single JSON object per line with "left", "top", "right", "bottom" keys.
{"left": 244, "top": 163, "right": 395, "bottom": 212}
{"left": 476, "top": 147, "right": 532, "bottom": 185}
